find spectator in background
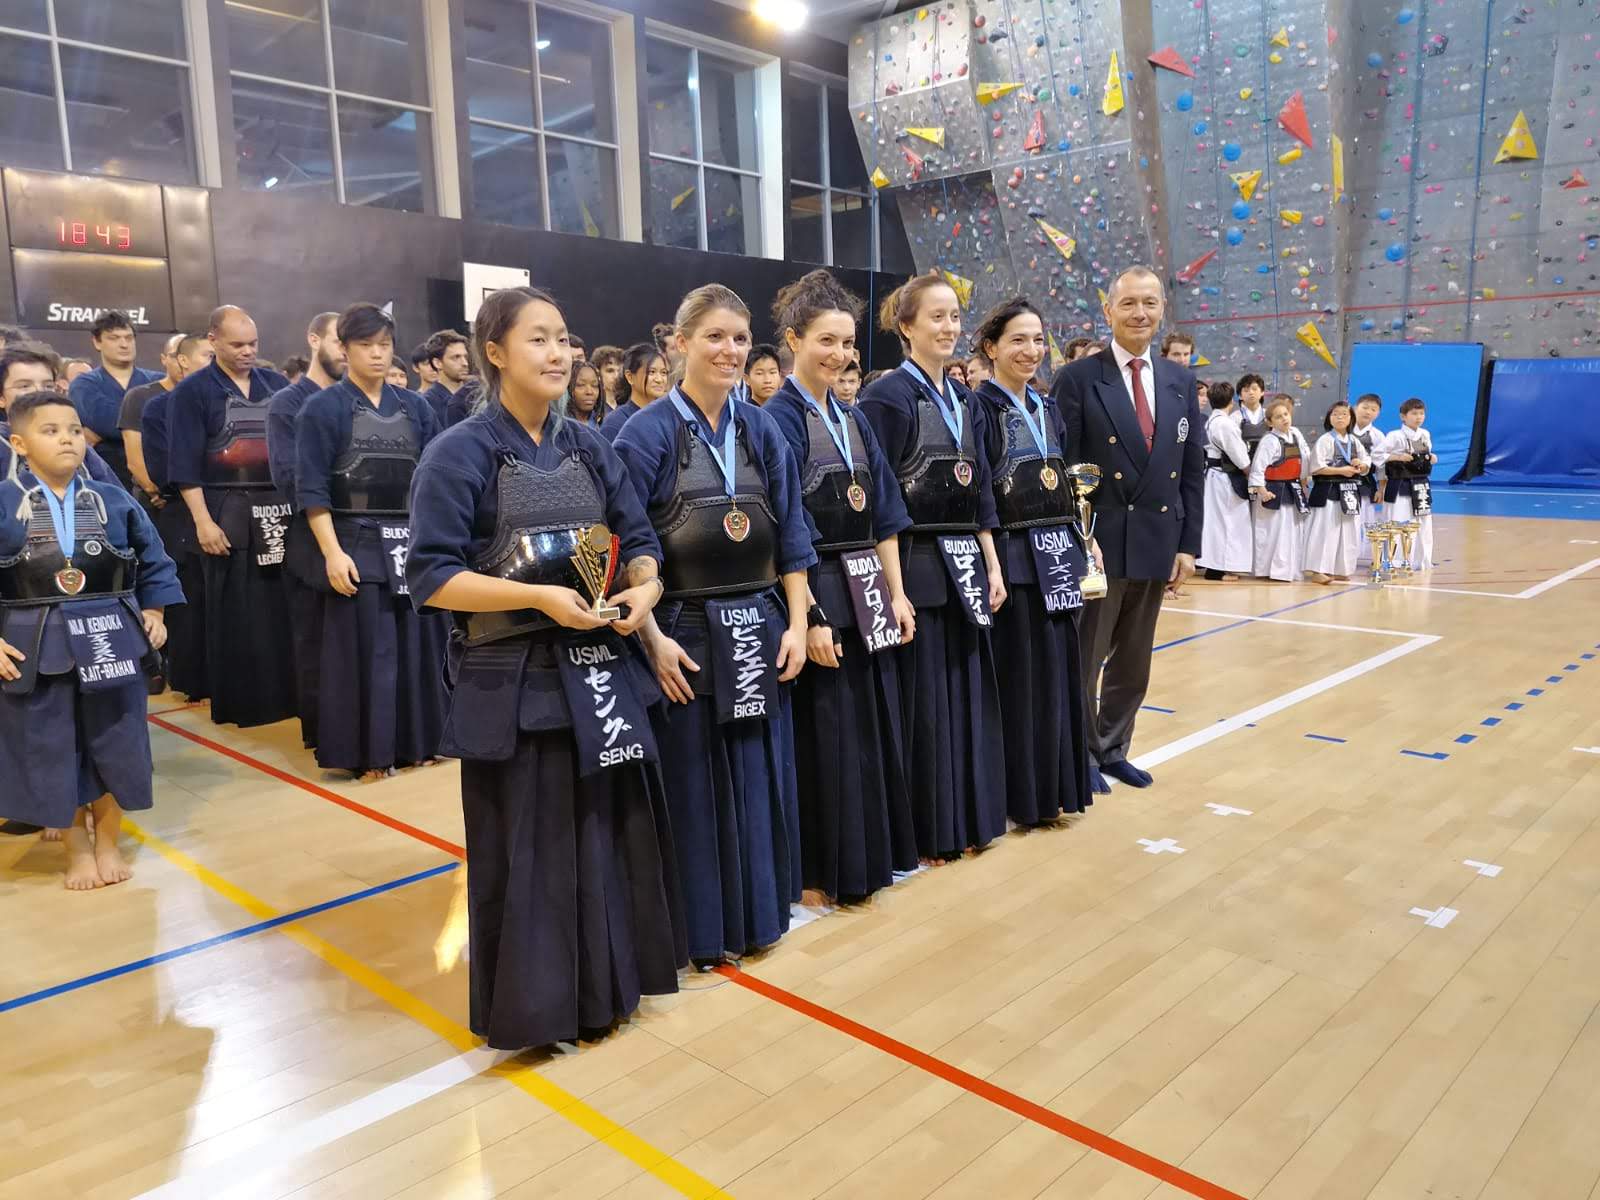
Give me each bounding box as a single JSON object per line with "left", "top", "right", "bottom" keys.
{"left": 0, "top": 324, "right": 21, "bottom": 351}
{"left": 745, "top": 343, "right": 783, "bottom": 406}
{"left": 945, "top": 359, "right": 967, "bottom": 388}
{"left": 410, "top": 342, "right": 438, "bottom": 390}
{"left": 68, "top": 310, "right": 161, "bottom": 489}
{"left": 1160, "top": 332, "right": 1195, "bottom": 367}
{"left": 861, "top": 368, "right": 888, "bottom": 388}
{"left": 280, "top": 355, "right": 308, "bottom": 385}
{"left": 963, "top": 354, "right": 991, "bottom": 388}
{"left": 420, "top": 330, "right": 471, "bottom": 428}
{"left": 1064, "top": 337, "right": 1092, "bottom": 362}
{"left": 386, "top": 362, "right": 410, "bottom": 389}
{"left": 567, "top": 360, "right": 603, "bottom": 425}
{"left": 834, "top": 358, "right": 863, "bottom": 405}
{"left": 591, "top": 344, "right": 624, "bottom": 415}
{"left": 59, "top": 359, "right": 91, "bottom": 393}
{"left": 568, "top": 333, "right": 586, "bottom": 364}
{"left": 119, "top": 332, "right": 185, "bottom": 510}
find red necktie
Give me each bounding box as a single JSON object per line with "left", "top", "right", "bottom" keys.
{"left": 1128, "top": 357, "right": 1155, "bottom": 449}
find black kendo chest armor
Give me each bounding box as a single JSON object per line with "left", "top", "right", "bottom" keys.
{"left": 330, "top": 400, "right": 420, "bottom": 515}
{"left": 898, "top": 390, "right": 980, "bottom": 532}
{"left": 992, "top": 396, "right": 1072, "bottom": 530}
{"left": 652, "top": 418, "right": 778, "bottom": 598}
{"left": 1239, "top": 413, "right": 1268, "bottom": 462}
{"left": 465, "top": 450, "right": 613, "bottom": 644}
{"left": 1207, "top": 413, "right": 1246, "bottom": 474}
{"left": 1387, "top": 434, "right": 1433, "bottom": 479}
{"left": 203, "top": 385, "right": 273, "bottom": 488}
{"left": 0, "top": 486, "right": 135, "bottom": 605}
{"left": 800, "top": 402, "right": 874, "bottom": 552}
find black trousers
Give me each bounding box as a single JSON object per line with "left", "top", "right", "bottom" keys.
{"left": 1078, "top": 577, "right": 1164, "bottom": 766}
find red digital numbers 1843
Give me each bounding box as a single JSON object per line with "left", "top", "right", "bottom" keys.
{"left": 57, "top": 218, "right": 132, "bottom": 251}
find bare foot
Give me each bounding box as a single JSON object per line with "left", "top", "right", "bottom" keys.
{"left": 1305, "top": 571, "right": 1330, "bottom": 585}
{"left": 64, "top": 826, "right": 103, "bottom": 890}
{"left": 800, "top": 888, "right": 831, "bottom": 908}
{"left": 94, "top": 838, "right": 134, "bottom": 886}
{"left": 42, "top": 827, "right": 65, "bottom": 842}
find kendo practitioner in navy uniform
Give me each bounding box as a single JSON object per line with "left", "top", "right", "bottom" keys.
{"left": 67, "top": 309, "right": 161, "bottom": 491}
{"left": 406, "top": 286, "right": 685, "bottom": 1048}
{"left": 764, "top": 270, "right": 918, "bottom": 903}
{"left": 0, "top": 390, "right": 183, "bottom": 888}
{"left": 613, "top": 283, "right": 815, "bottom": 965}
{"left": 972, "top": 297, "right": 1094, "bottom": 824}
{"left": 2, "top": 346, "right": 122, "bottom": 489}
{"left": 858, "top": 272, "right": 1008, "bottom": 860}
{"left": 167, "top": 305, "right": 295, "bottom": 727}
{"left": 1049, "top": 267, "right": 1205, "bottom": 791}
{"left": 419, "top": 330, "right": 472, "bottom": 429}
{"left": 296, "top": 304, "right": 447, "bottom": 777}
{"left": 267, "top": 311, "right": 344, "bottom": 746}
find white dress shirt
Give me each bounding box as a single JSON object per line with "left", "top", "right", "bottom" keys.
{"left": 1110, "top": 340, "right": 1157, "bottom": 422}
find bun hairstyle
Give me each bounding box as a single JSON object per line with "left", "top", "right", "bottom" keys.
{"left": 771, "top": 268, "right": 864, "bottom": 344}
{"left": 973, "top": 295, "right": 1040, "bottom": 365}
{"left": 622, "top": 340, "right": 664, "bottom": 389}
{"left": 673, "top": 283, "right": 750, "bottom": 341}
{"left": 470, "top": 285, "right": 566, "bottom": 426}
{"left": 877, "top": 270, "right": 952, "bottom": 347}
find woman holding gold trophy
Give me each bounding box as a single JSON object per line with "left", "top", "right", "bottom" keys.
{"left": 972, "top": 297, "right": 1095, "bottom": 824}
{"left": 405, "top": 286, "right": 687, "bottom": 1049}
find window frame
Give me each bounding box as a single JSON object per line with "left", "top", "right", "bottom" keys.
{"left": 787, "top": 65, "right": 875, "bottom": 270}
{"left": 0, "top": 0, "right": 199, "bottom": 184}
{"left": 461, "top": 0, "right": 625, "bottom": 238}
{"left": 223, "top": 0, "right": 437, "bottom": 211}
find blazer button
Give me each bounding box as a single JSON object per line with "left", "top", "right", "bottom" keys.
{"left": 1170, "top": 471, "right": 1178, "bottom": 479}
{"left": 1127, "top": 504, "right": 1134, "bottom": 511}
{"left": 1108, "top": 436, "right": 1117, "bottom": 444}
{"left": 1161, "top": 505, "right": 1169, "bottom": 513}
{"left": 1113, "top": 471, "right": 1123, "bottom": 480}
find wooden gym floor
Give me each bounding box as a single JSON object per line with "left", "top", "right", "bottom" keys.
{"left": 4, "top": 504, "right": 1599, "bottom": 1200}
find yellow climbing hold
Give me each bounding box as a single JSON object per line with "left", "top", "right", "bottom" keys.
{"left": 976, "top": 81, "right": 1024, "bottom": 105}
{"left": 1331, "top": 134, "right": 1344, "bottom": 203}
{"left": 1295, "top": 321, "right": 1336, "bottom": 367}
{"left": 1280, "top": 209, "right": 1303, "bottom": 225}
{"left": 671, "top": 185, "right": 695, "bottom": 211}
{"left": 1269, "top": 52, "right": 1284, "bottom": 64}
{"left": 1192, "top": 353, "right": 1212, "bottom": 366}
{"left": 1231, "top": 170, "right": 1262, "bottom": 201}
{"left": 941, "top": 269, "right": 975, "bottom": 309}
{"left": 1493, "top": 110, "right": 1538, "bottom": 163}
{"left": 1271, "top": 27, "right": 1290, "bottom": 48}
{"left": 1035, "top": 218, "right": 1076, "bottom": 264}
{"left": 904, "top": 126, "right": 945, "bottom": 146}
{"left": 1103, "top": 51, "right": 1125, "bottom": 116}
{"left": 870, "top": 166, "right": 891, "bottom": 189}
{"left": 1278, "top": 145, "right": 1303, "bottom": 165}
{"left": 1239, "top": 86, "right": 1254, "bottom": 101}
{"left": 1048, "top": 331, "right": 1066, "bottom": 370}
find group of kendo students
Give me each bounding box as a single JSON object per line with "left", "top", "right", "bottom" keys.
{"left": 2, "top": 268, "right": 1125, "bottom": 1053}
{"left": 1168, "top": 336, "right": 1440, "bottom": 586}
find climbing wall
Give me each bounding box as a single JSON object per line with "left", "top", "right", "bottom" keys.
{"left": 846, "top": 0, "right": 1599, "bottom": 399}
{"left": 847, "top": 0, "right": 1160, "bottom": 361}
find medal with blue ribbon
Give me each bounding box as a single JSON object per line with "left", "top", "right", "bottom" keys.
{"left": 899, "top": 360, "right": 972, "bottom": 486}
{"left": 669, "top": 386, "right": 749, "bottom": 541}
{"left": 999, "top": 381, "right": 1059, "bottom": 491}
{"left": 790, "top": 375, "right": 867, "bottom": 511}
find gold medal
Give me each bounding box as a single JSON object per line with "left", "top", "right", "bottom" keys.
{"left": 1040, "top": 465, "right": 1059, "bottom": 491}
{"left": 953, "top": 460, "right": 973, "bottom": 487}
{"left": 847, "top": 481, "right": 867, "bottom": 512}
{"left": 55, "top": 567, "right": 86, "bottom": 596}
{"left": 723, "top": 506, "right": 750, "bottom": 542}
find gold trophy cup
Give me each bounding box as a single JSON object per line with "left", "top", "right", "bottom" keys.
{"left": 1365, "top": 522, "right": 1392, "bottom": 585}
{"left": 1066, "top": 463, "right": 1109, "bottom": 599}
{"left": 572, "top": 524, "right": 623, "bottom": 620}
{"left": 1397, "top": 519, "right": 1421, "bottom": 575}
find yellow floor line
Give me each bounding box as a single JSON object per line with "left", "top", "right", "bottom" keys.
{"left": 124, "top": 819, "right": 733, "bottom": 1199}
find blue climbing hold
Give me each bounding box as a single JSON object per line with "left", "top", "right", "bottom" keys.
{"left": 1367, "top": 52, "right": 1384, "bottom": 68}
{"left": 1377, "top": 207, "right": 1394, "bottom": 221}
{"left": 1193, "top": 120, "right": 1209, "bottom": 135}
{"left": 1232, "top": 200, "right": 1251, "bottom": 219}
{"left": 1256, "top": 264, "right": 1273, "bottom": 274}
{"left": 1202, "top": 286, "right": 1221, "bottom": 295}
{"left": 1057, "top": 138, "right": 1070, "bottom": 151}
{"left": 1554, "top": 276, "right": 1565, "bottom": 285}
{"left": 1361, "top": 319, "right": 1376, "bottom": 331}
{"left": 1222, "top": 142, "right": 1243, "bottom": 161}
{"left": 1385, "top": 242, "right": 1406, "bottom": 262}
{"left": 1391, "top": 317, "right": 1406, "bottom": 330}
{"left": 1068, "top": 83, "right": 1080, "bottom": 97}
{"left": 1397, "top": 8, "right": 1415, "bottom": 24}
{"left": 1139, "top": 155, "right": 1149, "bottom": 168}
{"left": 1226, "top": 226, "right": 1245, "bottom": 245}
{"left": 1175, "top": 90, "right": 1194, "bottom": 112}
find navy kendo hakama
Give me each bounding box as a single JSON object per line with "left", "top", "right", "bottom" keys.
{"left": 408, "top": 406, "right": 686, "bottom": 1048}
{"left": 296, "top": 381, "right": 448, "bottom": 773}
{"left": 975, "top": 380, "right": 1092, "bottom": 824}
{"left": 168, "top": 361, "right": 297, "bottom": 727}
{"left": 614, "top": 389, "right": 815, "bottom": 961}
{"left": 766, "top": 377, "right": 917, "bottom": 899}
{"left": 859, "top": 364, "right": 1006, "bottom": 859}
{"left": 268, "top": 375, "right": 327, "bottom": 745}
{"left": 140, "top": 389, "right": 208, "bottom": 701}
{"left": 0, "top": 475, "right": 183, "bottom": 828}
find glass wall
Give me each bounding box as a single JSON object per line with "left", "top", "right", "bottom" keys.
{"left": 645, "top": 35, "right": 764, "bottom": 257}
{"left": 0, "top": 0, "right": 197, "bottom": 184}
{"left": 225, "top": 0, "right": 435, "bottom": 212}
{"left": 787, "top": 75, "right": 874, "bottom": 270}
{"left": 460, "top": 0, "right": 621, "bottom": 238}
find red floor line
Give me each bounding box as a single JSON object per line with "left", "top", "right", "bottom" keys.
{"left": 148, "top": 700, "right": 207, "bottom": 717}
{"left": 716, "top": 966, "right": 1248, "bottom": 1200}
{"left": 146, "top": 714, "right": 467, "bottom": 859}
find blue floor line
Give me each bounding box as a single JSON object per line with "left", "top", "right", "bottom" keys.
{"left": 1401, "top": 749, "right": 1449, "bottom": 761}
{"left": 1152, "top": 586, "right": 1361, "bottom": 653}
{"left": 1304, "top": 733, "right": 1348, "bottom": 744}
{"left": 0, "top": 861, "right": 459, "bottom": 1015}
{"left": 1140, "top": 704, "right": 1176, "bottom": 714}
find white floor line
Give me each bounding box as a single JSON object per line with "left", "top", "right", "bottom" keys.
{"left": 1166, "top": 606, "right": 1429, "bottom": 639}
{"left": 1388, "top": 555, "right": 1600, "bottom": 601}
{"left": 133, "top": 1048, "right": 512, "bottom": 1200}
{"left": 1132, "top": 635, "right": 1441, "bottom": 772}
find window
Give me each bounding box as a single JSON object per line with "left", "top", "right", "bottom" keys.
{"left": 0, "top": 0, "right": 197, "bottom": 184}
{"left": 225, "top": 0, "right": 435, "bottom": 212}
{"left": 788, "top": 76, "right": 876, "bottom": 269}
{"left": 461, "top": 0, "right": 620, "bottom": 239}
{"left": 645, "top": 35, "right": 764, "bottom": 256}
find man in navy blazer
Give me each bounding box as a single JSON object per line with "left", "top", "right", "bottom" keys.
{"left": 1050, "top": 266, "right": 1204, "bottom": 791}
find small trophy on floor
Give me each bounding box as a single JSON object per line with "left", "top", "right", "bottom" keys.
{"left": 1397, "top": 520, "right": 1421, "bottom": 576}
{"left": 1366, "top": 523, "right": 1392, "bottom": 585}
{"left": 1066, "top": 463, "right": 1108, "bottom": 599}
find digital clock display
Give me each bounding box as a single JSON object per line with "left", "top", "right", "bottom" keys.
{"left": 3, "top": 167, "right": 167, "bottom": 259}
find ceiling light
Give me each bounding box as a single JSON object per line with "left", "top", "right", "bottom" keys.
{"left": 535, "top": 38, "right": 550, "bottom": 49}
{"left": 263, "top": 175, "right": 279, "bottom": 188}
{"left": 753, "top": 0, "right": 808, "bottom": 31}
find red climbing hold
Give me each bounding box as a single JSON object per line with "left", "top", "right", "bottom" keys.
{"left": 1147, "top": 46, "right": 1196, "bottom": 78}
{"left": 1176, "top": 248, "right": 1217, "bottom": 284}
{"left": 1278, "top": 90, "right": 1314, "bottom": 148}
